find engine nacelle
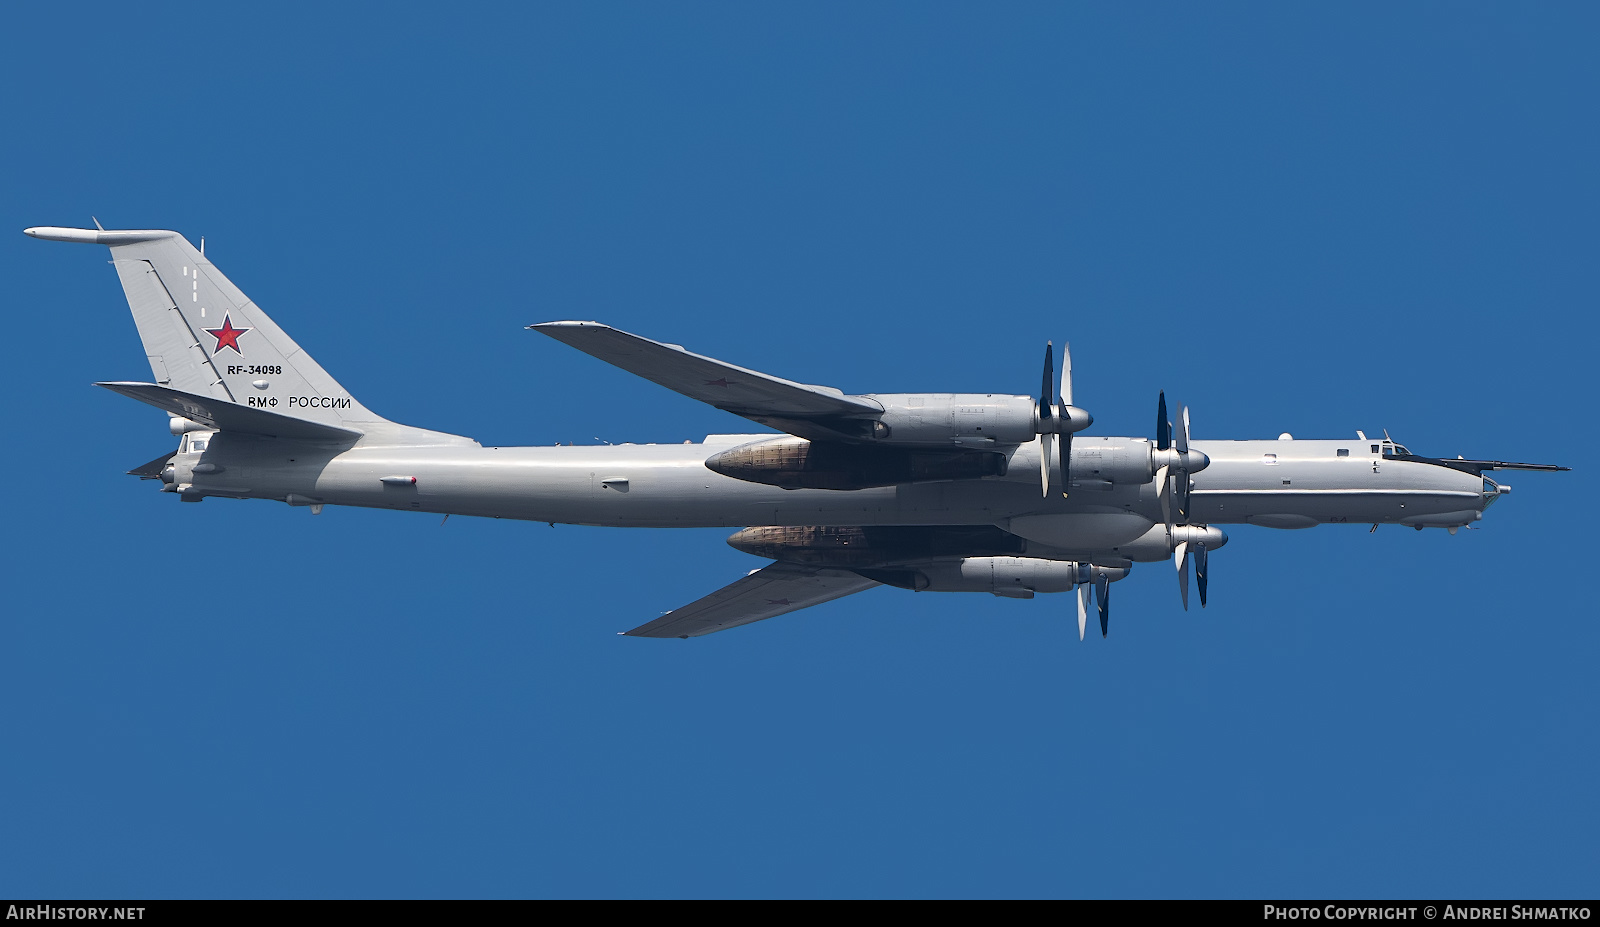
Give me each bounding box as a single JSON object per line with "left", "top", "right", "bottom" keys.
{"left": 865, "top": 394, "right": 1089, "bottom": 447}
{"left": 726, "top": 525, "right": 1027, "bottom": 568}
{"left": 706, "top": 436, "right": 1006, "bottom": 490}
{"left": 1068, "top": 437, "right": 1156, "bottom": 489}
{"left": 856, "top": 557, "right": 1129, "bottom": 599}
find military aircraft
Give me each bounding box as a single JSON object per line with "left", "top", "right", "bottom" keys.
{"left": 26, "top": 225, "right": 1567, "bottom": 639}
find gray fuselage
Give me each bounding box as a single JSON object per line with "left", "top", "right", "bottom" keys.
{"left": 167, "top": 430, "right": 1491, "bottom": 562}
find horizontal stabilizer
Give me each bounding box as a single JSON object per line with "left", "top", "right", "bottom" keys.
{"left": 624, "top": 561, "right": 880, "bottom": 638}
{"left": 127, "top": 451, "right": 173, "bottom": 479}
{"left": 97, "top": 382, "right": 363, "bottom": 443}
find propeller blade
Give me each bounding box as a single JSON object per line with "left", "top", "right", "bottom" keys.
{"left": 1077, "top": 582, "right": 1089, "bottom": 641}
{"left": 1040, "top": 433, "right": 1054, "bottom": 497}
{"left": 1039, "top": 342, "right": 1055, "bottom": 424}
{"left": 1195, "top": 543, "right": 1209, "bottom": 609}
{"left": 1175, "top": 540, "right": 1190, "bottom": 611}
{"left": 1060, "top": 342, "right": 1073, "bottom": 407}
{"left": 1156, "top": 391, "right": 1171, "bottom": 451}
{"left": 1057, "top": 343, "right": 1072, "bottom": 497}
{"left": 1095, "top": 573, "right": 1110, "bottom": 637}
{"left": 1175, "top": 403, "right": 1194, "bottom": 521}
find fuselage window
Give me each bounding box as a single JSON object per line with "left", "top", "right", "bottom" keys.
{"left": 1337, "top": 449, "right": 1349, "bottom": 457}
{"left": 1371, "top": 444, "right": 1380, "bottom": 454}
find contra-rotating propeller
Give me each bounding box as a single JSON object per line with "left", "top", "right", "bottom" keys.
{"left": 1037, "top": 342, "right": 1090, "bottom": 497}
{"left": 1073, "top": 562, "right": 1119, "bottom": 640}
{"left": 1154, "top": 392, "right": 1221, "bottom": 611}
{"left": 1172, "top": 525, "right": 1226, "bottom": 610}
{"left": 1154, "top": 391, "right": 1207, "bottom": 533}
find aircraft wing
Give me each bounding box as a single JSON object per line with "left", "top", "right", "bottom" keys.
{"left": 530, "top": 322, "right": 883, "bottom": 441}
{"left": 623, "top": 561, "right": 881, "bottom": 639}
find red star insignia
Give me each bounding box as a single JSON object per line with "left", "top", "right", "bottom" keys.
{"left": 766, "top": 598, "right": 791, "bottom": 606}
{"left": 704, "top": 378, "right": 731, "bottom": 388}
{"left": 204, "top": 314, "right": 251, "bottom": 355}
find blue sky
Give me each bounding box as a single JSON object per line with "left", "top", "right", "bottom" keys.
{"left": 1, "top": 3, "right": 1594, "bottom": 898}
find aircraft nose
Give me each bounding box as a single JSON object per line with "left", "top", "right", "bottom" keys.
{"left": 1479, "top": 477, "right": 1511, "bottom": 514}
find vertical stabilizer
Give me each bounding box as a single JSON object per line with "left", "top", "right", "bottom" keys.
{"left": 25, "top": 226, "right": 475, "bottom": 447}
{"left": 106, "top": 230, "right": 378, "bottom": 428}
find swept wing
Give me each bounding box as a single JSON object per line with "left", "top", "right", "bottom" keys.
{"left": 623, "top": 561, "right": 880, "bottom": 638}
{"left": 530, "top": 321, "right": 883, "bottom": 441}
